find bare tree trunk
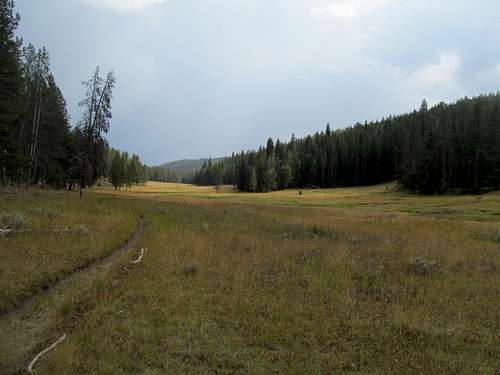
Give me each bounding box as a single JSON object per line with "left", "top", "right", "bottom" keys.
{"left": 27, "top": 82, "right": 40, "bottom": 186}
{"left": 41, "top": 163, "right": 46, "bottom": 189}
{"left": 32, "top": 95, "right": 43, "bottom": 184}
{"left": 28, "top": 78, "right": 44, "bottom": 186}
{"left": 1, "top": 150, "right": 6, "bottom": 186}
{"left": 82, "top": 72, "right": 98, "bottom": 196}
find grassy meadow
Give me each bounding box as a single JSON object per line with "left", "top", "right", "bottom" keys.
{"left": 0, "top": 188, "right": 138, "bottom": 314}
{"left": 0, "top": 183, "right": 499, "bottom": 374}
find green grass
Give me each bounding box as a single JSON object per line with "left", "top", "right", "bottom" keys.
{"left": 0, "top": 183, "right": 499, "bottom": 374}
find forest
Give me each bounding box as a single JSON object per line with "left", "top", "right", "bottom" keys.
{"left": 194, "top": 96, "right": 500, "bottom": 194}
{"left": 0, "top": 0, "right": 147, "bottom": 193}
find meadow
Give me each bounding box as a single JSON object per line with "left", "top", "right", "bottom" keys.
{"left": 0, "top": 182, "right": 499, "bottom": 374}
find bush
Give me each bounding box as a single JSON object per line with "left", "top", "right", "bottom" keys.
{"left": 74, "top": 225, "right": 90, "bottom": 236}
{"left": 493, "top": 231, "right": 500, "bottom": 243}
{"left": 182, "top": 264, "right": 199, "bottom": 276}
{"left": 0, "top": 212, "right": 29, "bottom": 229}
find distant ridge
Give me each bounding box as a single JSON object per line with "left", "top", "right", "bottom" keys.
{"left": 149, "top": 157, "right": 225, "bottom": 183}
{"left": 158, "top": 158, "right": 224, "bottom": 176}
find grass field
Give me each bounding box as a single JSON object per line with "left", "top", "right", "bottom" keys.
{"left": 0, "top": 182, "right": 499, "bottom": 374}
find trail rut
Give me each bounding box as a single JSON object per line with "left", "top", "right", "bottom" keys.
{"left": 0, "top": 217, "right": 145, "bottom": 319}
{"left": 0, "top": 217, "right": 146, "bottom": 374}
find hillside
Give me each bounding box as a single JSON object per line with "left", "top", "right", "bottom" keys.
{"left": 150, "top": 158, "right": 225, "bottom": 183}
{"left": 159, "top": 159, "right": 212, "bottom": 175}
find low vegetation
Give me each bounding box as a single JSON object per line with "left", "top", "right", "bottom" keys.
{"left": 0, "top": 189, "right": 137, "bottom": 314}
{"left": 0, "top": 183, "right": 498, "bottom": 374}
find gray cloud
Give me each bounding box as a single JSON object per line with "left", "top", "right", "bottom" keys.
{"left": 82, "top": 0, "right": 166, "bottom": 12}
{"left": 15, "top": 0, "right": 500, "bottom": 164}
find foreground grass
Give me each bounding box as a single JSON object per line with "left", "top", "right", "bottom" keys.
{"left": 1, "top": 183, "right": 499, "bottom": 374}
{"left": 0, "top": 188, "right": 137, "bottom": 313}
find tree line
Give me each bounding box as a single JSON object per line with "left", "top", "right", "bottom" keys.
{"left": 0, "top": 0, "right": 146, "bottom": 194}
{"left": 147, "top": 166, "right": 186, "bottom": 184}
{"left": 108, "top": 148, "right": 148, "bottom": 190}
{"left": 147, "top": 159, "right": 223, "bottom": 185}
{"left": 195, "top": 95, "right": 500, "bottom": 194}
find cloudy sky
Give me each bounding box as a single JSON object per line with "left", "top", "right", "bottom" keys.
{"left": 15, "top": 0, "right": 500, "bottom": 164}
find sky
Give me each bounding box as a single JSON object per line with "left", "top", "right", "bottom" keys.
{"left": 15, "top": 0, "right": 500, "bottom": 165}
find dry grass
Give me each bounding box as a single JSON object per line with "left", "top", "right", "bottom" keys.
{"left": 0, "top": 189, "right": 137, "bottom": 314}
{"left": 0, "top": 183, "right": 499, "bottom": 374}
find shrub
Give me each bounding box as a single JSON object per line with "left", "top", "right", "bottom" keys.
{"left": 182, "top": 264, "right": 199, "bottom": 276}
{"left": 0, "top": 212, "right": 29, "bottom": 229}
{"left": 74, "top": 225, "right": 90, "bottom": 236}
{"left": 493, "top": 230, "right": 500, "bottom": 243}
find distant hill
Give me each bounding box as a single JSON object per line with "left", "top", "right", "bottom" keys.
{"left": 150, "top": 158, "right": 224, "bottom": 183}
{"left": 158, "top": 159, "right": 209, "bottom": 176}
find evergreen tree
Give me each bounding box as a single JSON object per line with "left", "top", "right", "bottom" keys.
{"left": 109, "top": 151, "right": 124, "bottom": 190}
{"left": 277, "top": 159, "right": 292, "bottom": 190}
{"left": 266, "top": 138, "right": 274, "bottom": 157}
{"left": 248, "top": 166, "right": 257, "bottom": 192}
{"left": 36, "top": 74, "right": 71, "bottom": 187}
{"left": 77, "top": 67, "right": 116, "bottom": 196}
{"left": 128, "top": 154, "right": 141, "bottom": 185}
{"left": 0, "top": 0, "right": 23, "bottom": 184}
{"left": 121, "top": 151, "right": 130, "bottom": 188}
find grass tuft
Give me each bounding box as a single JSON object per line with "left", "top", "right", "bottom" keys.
{"left": 0, "top": 211, "right": 29, "bottom": 229}
{"left": 74, "top": 224, "right": 91, "bottom": 236}
{"left": 182, "top": 264, "right": 199, "bottom": 276}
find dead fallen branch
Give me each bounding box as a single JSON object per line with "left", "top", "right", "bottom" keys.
{"left": 28, "top": 334, "right": 66, "bottom": 374}
{"left": 0, "top": 228, "right": 33, "bottom": 237}
{"left": 0, "top": 228, "right": 13, "bottom": 237}
{"left": 130, "top": 248, "right": 146, "bottom": 264}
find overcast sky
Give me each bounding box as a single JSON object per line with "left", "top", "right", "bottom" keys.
{"left": 15, "top": 0, "right": 500, "bottom": 165}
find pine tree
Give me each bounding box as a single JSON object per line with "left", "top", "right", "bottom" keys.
{"left": 266, "top": 138, "right": 274, "bottom": 157}
{"left": 37, "top": 74, "right": 71, "bottom": 187}
{"left": 277, "top": 160, "right": 292, "bottom": 190}
{"left": 121, "top": 151, "right": 130, "bottom": 188}
{"left": 265, "top": 155, "right": 278, "bottom": 191}
{"left": 109, "top": 151, "right": 124, "bottom": 190}
{"left": 77, "top": 67, "right": 116, "bottom": 196}
{"left": 0, "top": 0, "right": 23, "bottom": 184}
{"left": 248, "top": 166, "right": 257, "bottom": 192}
{"left": 128, "top": 154, "right": 140, "bottom": 185}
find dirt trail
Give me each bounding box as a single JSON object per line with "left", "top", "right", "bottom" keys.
{"left": 0, "top": 218, "right": 145, "bottom": 320}
{"left": 0, "top": 217, "right": 145, "bottom": 374}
